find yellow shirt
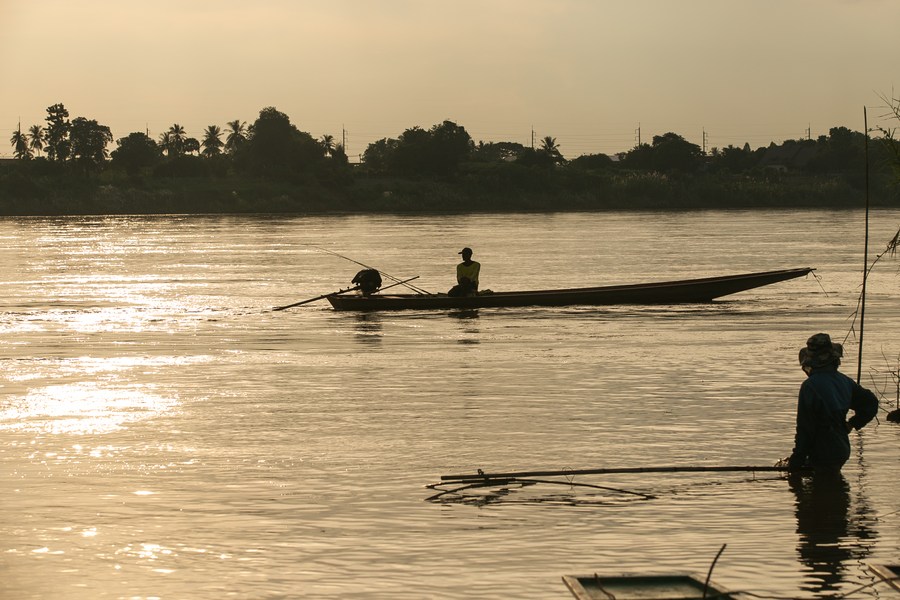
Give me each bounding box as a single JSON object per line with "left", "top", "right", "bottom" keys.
{"left": 456, "top": 260, "right": 481, "bottom": 288}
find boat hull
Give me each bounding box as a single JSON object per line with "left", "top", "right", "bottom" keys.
{"left": 326, "top": 267, "right": 813, "bottom": 312}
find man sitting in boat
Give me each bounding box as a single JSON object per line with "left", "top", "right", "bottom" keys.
{"left": 448, "top": 247, "right": 480, "bottom": 297}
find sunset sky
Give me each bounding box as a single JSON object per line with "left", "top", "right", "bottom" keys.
{"left": 1, "top": 0, "right": 898, "bottom": 159}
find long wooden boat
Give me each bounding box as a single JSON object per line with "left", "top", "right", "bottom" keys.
{"left": 562, "top": 573, "right": 735, "bottom": 599}
{"left": 326, "top": 267, "right": 814, "bottom": 312}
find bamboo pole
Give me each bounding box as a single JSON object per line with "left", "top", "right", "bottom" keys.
{"left": 440, "top": 465, "right": 805, "bottom": 482}
{"left": 858, "top": 106, "right": 870, "bottom": 384}
{"left": 272, "top": 276, "right": 419, "bottom": 311}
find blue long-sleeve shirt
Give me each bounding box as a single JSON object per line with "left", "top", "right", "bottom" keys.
{"left": 789, "top": 367, "right": 879, "bottom": 471}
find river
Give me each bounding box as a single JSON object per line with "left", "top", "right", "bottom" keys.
{"left": 1, "top": 210, "right": 899, "bottom": 599}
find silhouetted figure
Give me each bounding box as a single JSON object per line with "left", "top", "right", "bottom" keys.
{"left": 786, "top": 333, "right": 878, "bottom": 473}
{"left": 448, "top": 247, "right": 480, "bottom": 297}
{"left": 351, "top": 269, "right": 382, "bottom": 296}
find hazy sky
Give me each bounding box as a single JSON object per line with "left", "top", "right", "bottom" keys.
{"left": 2, "top": 0, "right": 898, "bottom": 159}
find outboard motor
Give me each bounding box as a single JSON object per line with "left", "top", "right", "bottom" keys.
{"left": 351, "top": 269, "right": 382, "bottom": 296}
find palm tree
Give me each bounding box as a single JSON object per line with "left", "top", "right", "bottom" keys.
{"left": 167, "top": 124, "right": 186, "bottom": 156}
{"left": 320, "top": 134, "right": 335, "bottom": 157}
{"left": 540, "top": 135, "right": 564, "bottom": 163}
{"left": 201, "top": 125, "right": 223, "bottom": 157}
{"left": 9, "top": 123, "right": 30, "bottom": 159}
{"left": 225, "top": 120, "right": 247, "bottom": 154}
{"left": 28, "top": 125, "right": 44, "bottom": 157}
{"left": 158, "top": 131, "right": 174, "bottom": 157}
{"left": 540, "top": 135, "right": 558, "bottom": 154}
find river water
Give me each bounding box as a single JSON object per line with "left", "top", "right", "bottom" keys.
{"left": 1, "top": 210, "right": 899, "bottom": 599}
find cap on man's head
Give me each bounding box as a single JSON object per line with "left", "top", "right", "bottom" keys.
{"left": 458, "top": 247, "right": 473, "bottom": 256}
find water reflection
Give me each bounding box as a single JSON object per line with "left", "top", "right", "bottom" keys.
{"left": 353, "top": 313, "right": 382, "bottom": 345}
{"left": 790, "top": 473, "right": 874, "bottom": 595}
{"left": 449, "top": 309, "right": 480, "bottom": 344}
{"left": 448, "top": 309, "right": 479, "bottom": 320}
{"left": 0, "top": 383, "right": 177, "bottom": 435}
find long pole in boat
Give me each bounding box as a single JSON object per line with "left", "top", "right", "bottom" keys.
{"left": 858, "top": 106, "right": 870, "bottom": 384}
{"left": 271, "top": 276, "right": 420, "bottom": 311}
{"left": 304, "top": 245, "right": 432, "bottom": 295}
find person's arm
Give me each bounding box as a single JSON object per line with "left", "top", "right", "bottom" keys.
{"left": 848, "top": 382, "right": 879, "bottom": 430}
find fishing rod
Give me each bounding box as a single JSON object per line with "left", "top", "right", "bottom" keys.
{"left": 304, "top": 244, "right": 432, "bottom": 295}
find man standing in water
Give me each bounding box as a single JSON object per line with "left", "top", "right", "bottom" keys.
{"left": 448, "top": 247, "right": 480, "bottom": 297}
{"left": 786, "top": 333, "right": 879, "bottom": 472}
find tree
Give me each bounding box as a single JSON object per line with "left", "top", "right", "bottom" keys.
{"left": 569, "top": 153, "right": 614, "bottom": 171}
{"left": 472, "top": 141, "right": 528, "bottom": 162}
{"left": 235, "top": 107, "right": 323, "bottom": 177}
{"left": 621, "top": 132, "right": 703, "bottom": 172}
{"left": 225, "top": 119, "right": 247, "bottom": 154}
{"left": 320, "top": 134, "right": 335, "bottom": 157}
{"left": 539, "top": 136, "right": 565, "bottom": 164}
{"left": 110, "top": 132, "right": 161, "bottom": 175}
{"left": 160, "top": 124, "right": 186, "bottom": 157}
{"left": 389, "top": 126, "right": 430, "bottom": 175}
{"left": 330, "top": 142, "right": 349, "bottom": 166}
{"left": 158, "top": 131, "right": 174, "bottom": 157}
{"left": 647, "top": 132, "right": 703, "bottom": 172}
{"left": 620, "top": 142, "right": 653, "bottom": 170}
{"left": 28, "top": 125, "right": 44, "bottom": 157}
{"left": 362, "top": 137, "right": 398, "bottom": 172}
{"left": 366, "top": 120, "right": 472, "bottom": 176}
{"left": 69, "top": 117, "right": 113, "bottom": 174}
{"left": 805, "top": 126, "right": 865, "bottom": 175}
{"left": 183, "top": 137, "right": 200, "bottom": 156}
{"left": 201, "top": 125, "right": 223, "bottom": 157}
{"left": 9, "top": 123, "right": 31, "bottom": 159}
{"left": 708, "top": 144, "right": 758, "bottom": 173}
{"left": 44, "top": 103, "right": 71, "bottom": 162}
{"left": 426, "top": 120, "right": 473, "bottom": 174}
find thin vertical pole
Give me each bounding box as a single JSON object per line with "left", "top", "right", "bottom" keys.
{"left": 857, "top": 107, "right": 870, "bottom": 384}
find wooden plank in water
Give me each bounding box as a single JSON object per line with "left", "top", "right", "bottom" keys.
{"left": 562, "top": 573, "right": 735, "bottom": 600}
{"left": 870, "top": 564, "right": 900, "bottom": 592}
{"left": 441, "top": 465, "right": 799, "bottom": 482}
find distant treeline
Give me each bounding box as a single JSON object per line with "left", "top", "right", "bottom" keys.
{"left": 2, "top": 103, "right": 899, "bottom": 215}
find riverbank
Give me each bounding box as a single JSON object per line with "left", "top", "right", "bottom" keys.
{"left": 0, "top": 164, "right": 896, "bottom": 215}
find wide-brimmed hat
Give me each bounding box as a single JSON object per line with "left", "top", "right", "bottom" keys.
{"left": 799, "top": 333, "right": 843, "bottom": 369}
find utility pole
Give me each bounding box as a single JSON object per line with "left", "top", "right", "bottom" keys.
{"left": 531, "top": 126, "right": 535, "bottom": 150}
{"left": 702, "top": 128, "right": 708, "bottom": 155}
{"left": 806, "top": 124, "right": 811, "bottom": 140}
{"left": 635, "top": 123, "right": 641, "bottom": 147}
